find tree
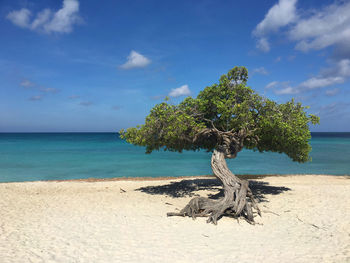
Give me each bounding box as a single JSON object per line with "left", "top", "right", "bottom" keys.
{"left": 120, "top": 66, "right": 320, "bottom": 224}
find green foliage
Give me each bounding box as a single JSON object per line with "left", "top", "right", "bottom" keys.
{"left": 120, "top": 100, "right": 206, "bottom": 153}
{"left": 120, "top": 66, "right": 319, "bottom": 163}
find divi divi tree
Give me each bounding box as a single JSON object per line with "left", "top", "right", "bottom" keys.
{"left": 120, "top": 67, "right": 319, "bottom": 224}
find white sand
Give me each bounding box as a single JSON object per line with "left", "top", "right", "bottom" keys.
{"left": 0, "top": 175, "right": 349, "bottom": 263}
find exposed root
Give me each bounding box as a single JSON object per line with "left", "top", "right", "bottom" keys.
{"left": 167, "top": 183, "right": 260, "bottom": 225}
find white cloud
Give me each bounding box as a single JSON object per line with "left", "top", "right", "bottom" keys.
{"left": 254, "top": 0, "right": 297, "bottom": 36}
{"left": 6, "top": 0, "right": 82, "bottom": 34}
{"left": 289, "top": 2, "right": 350, "bottom": 52}
{"left": 31, "top": 9, "right": 52, "bottom": 30}
{"left": 275, "top": 86, "right": 297, "bottom": 95}
{"left": 20, "top": 79, "right": 35, "bottom": 88}
{"left": 252, "top": 67, "right": 268, "bottom": 75}
{"left": 256, "top": 38, "right": 270, "bottom": 52}
{"left": 253, "top": 0, "right": 298, "bottom": 51}
{"left": 265, "top": 81, "right": 297, "bottom": 95}
{"left": 253, "top": 0, "right": 350, "bottom": 55}
{"left": 6, "top": 8, "right": 31, "bottom": 28}
{"left": 169, "top": 85, "right": 191, "bottom": 97}
{"left": 299, "top": 76, "right": 344, "bottom": 90}
{"left": 265, "top": 81, "right": 278, "bottom": 89}
{"left": 120, "top": 51, "right": 151, "bottom": 69}
{"left": 44, "top": 0, "right": 81, "bottom": 33}
{"left": 300, "top": 59, "right": 350, "bottom": 89}
{"left": 268, "top": 59, "right": 350, "bottom": 95}
{"left": 253, "top": 1, "right": 350, "bottom": 96}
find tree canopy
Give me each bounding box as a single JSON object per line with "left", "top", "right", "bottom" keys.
{"left": 120, "top": 66, "right": 319, "bottom": 163}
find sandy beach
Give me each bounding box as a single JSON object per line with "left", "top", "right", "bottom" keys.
{"left": 0, "top": 174, "right": 349, "bottom": 263}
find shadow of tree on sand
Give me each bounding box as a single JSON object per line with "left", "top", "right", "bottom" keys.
{"left": 136, "top": 178, "right": 291, "bottom": 202}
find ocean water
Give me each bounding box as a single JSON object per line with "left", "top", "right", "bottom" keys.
{"left": 0, "top": 132, "right": 349, "bottom": 183}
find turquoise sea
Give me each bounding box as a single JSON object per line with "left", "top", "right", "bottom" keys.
{"left": 0, "top": 132, "right": 349, "bottom": 183}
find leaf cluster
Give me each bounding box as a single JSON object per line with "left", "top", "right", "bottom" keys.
{"left": 120, "top": 67, "right": 319, "bottom": 163}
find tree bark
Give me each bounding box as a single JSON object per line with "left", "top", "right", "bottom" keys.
{"left": 167, "top": 149, "right": 261, "bottom": 224}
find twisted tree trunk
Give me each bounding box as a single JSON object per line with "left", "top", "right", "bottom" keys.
{"left": 167, "top": 149, "right": 261, "bottom": 224}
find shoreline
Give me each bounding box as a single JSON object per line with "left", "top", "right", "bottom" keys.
{"left": 1, "top": 173, "right": 349, "bottom": 184}
{"left": 1, "top": 174, "right": 349, "bottom": 262}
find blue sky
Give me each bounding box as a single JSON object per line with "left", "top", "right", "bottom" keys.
{"left": 1, "top": 0, "right": 349, "bottom": 132}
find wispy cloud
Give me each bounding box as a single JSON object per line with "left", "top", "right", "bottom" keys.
{"left": 316, "top": 101, "right": 350, "bottom": 117}
{"left": 253, "top": 0, "right": 350, "bottom": 56}
{"left": 253, "top": 0, "right": 298, "bottom": 52}
{"left": 20, "top": 79, "right": 59, "bottom": 98}
{"left": 6, "top": 0, "right": 82, "bottom": 34}
{"left": 275, "top": 86, "right": 298, "bottom": 95}
{"left": 112, "top": 106, "right": 121, "bottom": 111}
{"left": 325, "top": 88, "right": 339, "bottom": 96}
{"left": 169, "top": 84, "right": 191, "bottom": 97}
{"left": 120, "top": 50, "right": 151, "bottom": 69}
{"left": 150, "top": 95, "right": 165, "bottom": 100}
{"left": 267, "top": 59, "right": 350, "bottom": 95}
{"left": 31, "top": 9, "right": 51, "bottom": 30}
{"left": 6, "top": 8, "right": 31, "bottom": 28}
{"left": 299, "top": 59, "right": 350, "bottom": 90}
{"left": 256, "top": 37, "right": 270, "bottom": 52}
{"left": 29, "top": 95, "right": 42, "bottom": 101}
{"left": 289, "top": 2, "right": 350, "bottom": 53}
{"left": 79, "top": 101, "right": 93, "bottom": 106}
{"left": 265, "top": 81, "right": 296, "bottom": 95}
{"left": 44, "top": 0, "right": 81, "bottom": 33}
{"left": 254, "top": 1, "right": 350, "bottom": 96}
{"left": 287, "top": 55, "right": 296, "bottom": 61}
{"left": 299, "top": 77, "right": 343, "bottom": 90}
{"left": 40, "top": 87, "right": 59, "bottom": 93}
{"left": 20, "top": 79, "right": 35, "bottom": 88}
{"left": 68, "top": 95, "right": 80, "bottom": 99}
{"left": 265, "top": 81, "right": 279, "bottom": 89}
{"left": 252, "top": 67, "right": 268, "bottom": 75}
